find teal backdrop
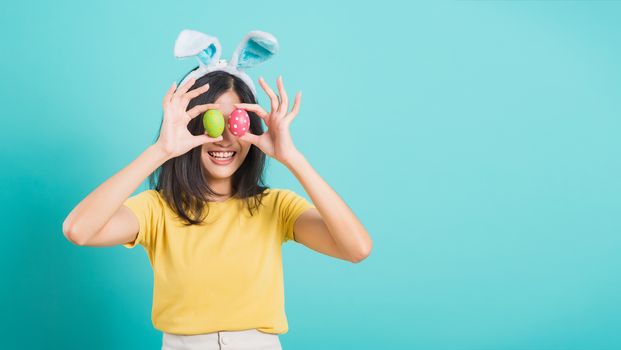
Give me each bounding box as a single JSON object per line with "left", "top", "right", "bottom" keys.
{"left": 1, "top": 1, "right": 620, "bottom": 349}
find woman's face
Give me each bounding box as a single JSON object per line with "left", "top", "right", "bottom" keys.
{"left": 201, "top": 89, "right": 252, "bottom": 182}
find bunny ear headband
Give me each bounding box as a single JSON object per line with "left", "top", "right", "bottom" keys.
{"left": 174, "top": 29, "right": 279, "bottom": 96}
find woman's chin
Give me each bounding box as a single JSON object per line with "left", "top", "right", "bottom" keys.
{"left": 204, "top": 165, "right": 238, "bottom": 180}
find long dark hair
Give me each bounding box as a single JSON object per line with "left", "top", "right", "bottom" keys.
{"left": 147, "top": 69, "right": 270, "bottom": 226}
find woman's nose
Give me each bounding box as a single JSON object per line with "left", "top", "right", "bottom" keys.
{"left": 221, "top": 118, "right": 233, "bottom": 138}
{"left": 218, "top": 116, "right": 239, "bottom": 143}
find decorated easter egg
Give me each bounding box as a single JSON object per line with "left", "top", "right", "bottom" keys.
{"left": 203, "top": 109, "right": 225, "bottom": 137}
{"left": 228, "top": 108, "right": 250, "bottom": 137}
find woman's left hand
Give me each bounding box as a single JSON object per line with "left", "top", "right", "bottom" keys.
{"left": 234, "top": 75, "right": 302, "bottom": 166}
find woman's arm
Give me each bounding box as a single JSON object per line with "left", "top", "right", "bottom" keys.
{"left": 284, "top": 152, "right": 373, "bottom": 263}
{"left": 62, "top": 144, "right": 170, "bottom": 245}
{"left": 235, "top": 76, "right": 372, "bottom": 263}
{"left": 62, "top": 78, "right": 222, "bottom": 246}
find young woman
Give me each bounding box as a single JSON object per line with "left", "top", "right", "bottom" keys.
{"left": 62, "top": 69, "right": 372, "bottom": 349}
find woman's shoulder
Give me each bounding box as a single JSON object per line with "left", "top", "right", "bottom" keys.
{"left": 134, "top": 189, "right": 165, "bottom": 202}
{"left": 124, "top": 189, "right": 168, "bottom": 211}
{"left": 259, "top": 187, "right": 296, "bottom": 198}
{"left": 258, "top": 187, "right": 308, "bottom": 206}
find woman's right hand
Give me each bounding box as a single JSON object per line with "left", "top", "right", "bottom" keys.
{"left": 155, "top": 77, "right": 223, "bottom": 159}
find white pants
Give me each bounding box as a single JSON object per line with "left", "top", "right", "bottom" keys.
{"left": 161, "top": 328, "right": 283, "bottom": 350}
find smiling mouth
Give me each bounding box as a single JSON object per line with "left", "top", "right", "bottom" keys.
{"left": 207, "top": 151, "right": 237, "bottom": 161}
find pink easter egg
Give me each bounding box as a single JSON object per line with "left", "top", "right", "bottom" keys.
{"left": 228, "top": 108, "right": 250, "bottom": 137}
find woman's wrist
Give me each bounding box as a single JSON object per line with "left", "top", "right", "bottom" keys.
{"left": 150, "top": 142, "right": 173, "bottom": 163}
{"left": 282, "top": 149, "right": 305, "bottom": 169}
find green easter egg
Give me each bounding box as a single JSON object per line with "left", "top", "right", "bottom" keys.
{"left": 203, "top": 109, "right": 225, "bottom": 137}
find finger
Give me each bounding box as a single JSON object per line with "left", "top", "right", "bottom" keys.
{"left": 233, "top": 103, "right": 270, "bottom": 125}
{"left": 258, "top": 77, "right": 280, "bottom": 114}
{"left": 191, "top": 134, "right": 223, "bottom": 148}
{"left": 174, "top": 77, "right": 196, "bottom": 98}
{"left": 276, "top": 76, "right": 289, "bottom": 116}
{"left": 185, "top": 82, "right": 210, "bottom": 100}
{"left": 285, "top": 91, "right": 302, "bottom": 123}
{"left": 239, "top": 131, "right": 261, "bottom": 146}
{"left": 162, "top": 81, "right": 177, "bottom": 108}
{"left": 187, "top": 103, "right": 221, "bottom": 119}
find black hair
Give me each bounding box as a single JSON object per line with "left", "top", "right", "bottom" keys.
{"left": 147, "top": 69, "right": 269, "bottom": 226}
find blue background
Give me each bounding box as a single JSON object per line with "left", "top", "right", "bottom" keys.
{"left": 1, "top": 1, "right": 620, "bottom": 349}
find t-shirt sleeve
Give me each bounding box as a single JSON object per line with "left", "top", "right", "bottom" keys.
{"left": 121, "top": 189, "right": 163, "bottom": 249}
{"left": 277, "top": 189, "right": 316, "bottom": 244}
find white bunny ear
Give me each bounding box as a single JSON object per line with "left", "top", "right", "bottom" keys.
{"left": 230, "top": 31, "right": 279, "bottom": 70}
{"left": 174, "top": 29, "right": 222, "bottom": 67}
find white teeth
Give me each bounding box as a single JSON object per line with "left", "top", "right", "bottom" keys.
{"left": 208, "top": 151, "right": 235, "bottom": 159}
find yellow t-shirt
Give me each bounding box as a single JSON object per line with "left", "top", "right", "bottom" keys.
{"left": 121, "top": 188, "right": 315, "bottom": 335}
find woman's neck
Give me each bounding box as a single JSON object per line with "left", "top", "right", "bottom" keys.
{"left": 207, "top": 177, "right": 233, "bottom": 201}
